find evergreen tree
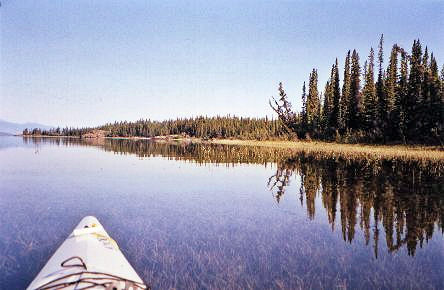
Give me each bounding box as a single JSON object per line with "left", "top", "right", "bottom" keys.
{"left": 441, "top": 65, "right": 444, "bottom": 97}
{"left": 376, "top": 34, "right": 387, "bottom": 141}
{"left": 406, "top": 40, "right": 423, "bottom": 141}
{"left": 331, "top": 59, "right": 341, "bottom": 132}
{"left": 385, "top": 45, "right": 398, "bottom": 140}
{"left": 307, "top": 69, "right": 320, "bottom": 135}
{"left": 322, "top": 79, "right": 332, "bottom": 133}
{"left": 348, "top": 50, "right": 361, "bottom": 130}
{"left": 393, "top": 51, "right": 409, "bottom": 143}
{"left": 317, "top": 92, "right": 323, "bottom": 135}
{"left": 441, "top": 65, "right": 444, "bottom": 143}
{"left": 441, "top": 64, "right": 444, "bottom": 104}
{"left": 362, "top": 48, "right": 377, "bottom": 137}
{"left": 428, "top": 55, "right": 443, "bottom": 143}
{"left": 421, "top": 47, "right": 431, "bottom": 141}
{"left": 340, "top": 51, "right": 351, "bottom": 132}
{"left": 322, "top": 63, "right": 339, "bottom": 135}
{"left": 270, "top": 82, "right": 297, "bottom": 134}
{"left": 301, "top": 82, "right": 308, "bottom": 135}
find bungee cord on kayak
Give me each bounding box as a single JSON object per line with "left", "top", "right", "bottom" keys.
{"left": 36, "top": 269, "right": 148, "bottom": 289}
{"left": 27, "top": 216, "right": 148, "bottom": 290}
{"left": 61, "top": 256, "right": 88, "bottom": 270}
{"left": 34, "top": 256, "right": 149, "bottom": 289}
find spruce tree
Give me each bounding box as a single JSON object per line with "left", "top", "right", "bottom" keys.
{"left": 269, "top": 82, "right": 297, "bottom": 134}
{"left": 376, "top": 34, "right": 386, "bottom": 141}
{"left": 348, "top": 50, "right": 361, "bottom": 130}
{"left": 406, "top": 40, "right": 423, "bottom": 142}
{"left": 385, "top": 45, "right": 398, "bottom": 140}
{"left": 307, "top": 69, "right": 320, "bottom": 135}
{"left": 393, "top": 51, "right": 409, "bottom": 143}
{"left": 362, "top": 48, "right": 377, "bottom": 137}
{"left": 331, "top": 59, "right": 341, "bottom": 131}
{"left": 421, "top": 47, "right": 431, "bottom": 140}
{"left": 441, "top": 65, "right": 444, "bottom": 97}
{"left": 301, "top": 82, "right": 308, "bottom": 136}
{"left": 322, "top": 63, "right": 339, "bottom": 135}
{"left": 340, "top": 51, "right": 351, "bottom": 132}
{"left": 441, "top": 65, "right": 444, "bottom": 144}
{"left": 318, "top": 92, "right": 323, "bottom": 134}
{"left": 322, "top": 79, "right": 332, "bottom": 133}
{"left": 428, "top": 55, "right": 443, "bottom": 143}
{"left": 441, "top": 64, "right": 444, "bottom": 105}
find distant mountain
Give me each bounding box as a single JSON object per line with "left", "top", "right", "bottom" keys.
{"left": 0, "top": 132, "right": 14, "bottom": 136}
{"left": 0, "top": 120, "right": 53, "bottom": 135}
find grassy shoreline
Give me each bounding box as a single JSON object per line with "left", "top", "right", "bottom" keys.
{"left": 208, "top": 139, "right": 444, "bottom": 162}
{"left": 20, "top": 135, "right": 444, "bottom": 161}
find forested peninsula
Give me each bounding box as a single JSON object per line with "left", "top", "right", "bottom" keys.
{"left": 24, "top": 36, "right": 443, "bottom": 146}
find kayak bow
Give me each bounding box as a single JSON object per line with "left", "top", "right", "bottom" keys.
{"left": 27, "top": 216, "right": 148, "bottom": 290}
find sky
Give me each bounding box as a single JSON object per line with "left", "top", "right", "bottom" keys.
{"left": 1, "top": 0, "right": 443, "bottom": 127}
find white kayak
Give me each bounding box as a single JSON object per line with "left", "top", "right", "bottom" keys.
{"left": 27, "top": 216, "right": 148, "bottom": 290}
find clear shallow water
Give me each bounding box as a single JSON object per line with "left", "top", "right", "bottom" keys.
{"left": 0, "top": 137, "right": 443, "bottom": 289}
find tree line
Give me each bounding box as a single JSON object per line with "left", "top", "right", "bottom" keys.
{"left": 23, "top": 36, "right": 443, "bottom": 144}
{"left": 23, "top": 116, "right": 287, "bottom": 140}
{"left": 271, "top": 36, "right": 443, "bottom": 144}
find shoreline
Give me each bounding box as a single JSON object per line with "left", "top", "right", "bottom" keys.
{"left": 18, "top": 135, "right": 444, "bottom": 161}
{"left": 208, "top": 139, "right": 444, "bottom": 161}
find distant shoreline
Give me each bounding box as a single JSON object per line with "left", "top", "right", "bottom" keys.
{"left": 18, "top": 134, "right": 443, "bottom": 161}
{"left": 20, "top": 134, "right": 191, "bottom": 141}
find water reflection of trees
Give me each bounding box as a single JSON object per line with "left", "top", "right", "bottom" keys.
{"left": 23, "top": 137, "right": 444, "bottom": 256}
{"left": 100, "top": 140, "right": 293, "bottom": 166}
{"left": 268, "top": 154, "right": 444, "bottom": 257}
{"left": 23, "top": 137, "right": 291, "bottom": 165}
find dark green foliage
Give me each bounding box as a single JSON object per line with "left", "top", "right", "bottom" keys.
{"left": 24, "top": 116, "right": 288, "bottom": 140}
{"left": 348, "top": 50, "right": 362, "bottom": 130}
{"left": 307, "top": 69, "right": 320, "bottom": 135}
{"left": 331, "top": 59, "right": 341, "bottom": 132}
{"left": 321, "top": 61, "right": 341, "bottom": 138}
{"left": 423, "top": 54, "right": 443, "bottom": 144}
{"left": 393, "top": 52, "right": 409, "bottom": 142}
{"left": 322, "top": 80, "right": 332, "bottom": 134}
{"left": 23, "top": 36, "right": 443, "bottom": 145}
{"left": 340, "top": 51, "right": 351, "bottom": 132}
{"left": 301, "top": 82, "right": 308, "bottom": 135}
{"left": 406, "top": 40, "right": 423, "bottom": 141}
{"left": 386, "top": 45, "right": 398, "bottom": 140}
{"left": 362, "top": 48, "right": 377, "bottom": 136}
{"left": 376, "top": 35, "right": 387, "bottom": 140}
{"left": 272, "top": 36, "right": 443, "bottom": 145}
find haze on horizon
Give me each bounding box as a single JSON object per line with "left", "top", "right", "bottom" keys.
{"left": 1, "top": 0, "right": 443, "bottom": 128}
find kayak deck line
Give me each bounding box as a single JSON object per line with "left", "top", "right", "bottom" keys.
{"left": 61, "top": 256, "right": 88, "bottom": 270}
{"left": 27, "top": 216, "right": 149, "bottom": 290}
{"left": 34, "top": 270, "right": 147, "bottom": 290}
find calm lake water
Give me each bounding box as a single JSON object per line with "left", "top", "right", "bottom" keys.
{"left": 1, "top": 136, "right": 443, "bottom": 289}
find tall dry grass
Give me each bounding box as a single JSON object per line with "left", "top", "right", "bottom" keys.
{"left": 209, "top": 139, "right": 444, "bottom": 163}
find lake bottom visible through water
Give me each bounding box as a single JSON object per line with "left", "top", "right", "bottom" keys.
{"left": 0, "top": 137, "right": 443, "bottom": 289}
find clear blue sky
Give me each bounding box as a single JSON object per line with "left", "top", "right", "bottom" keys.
{"left": 1, "top": 0, "right": 443, "bottom": 127}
